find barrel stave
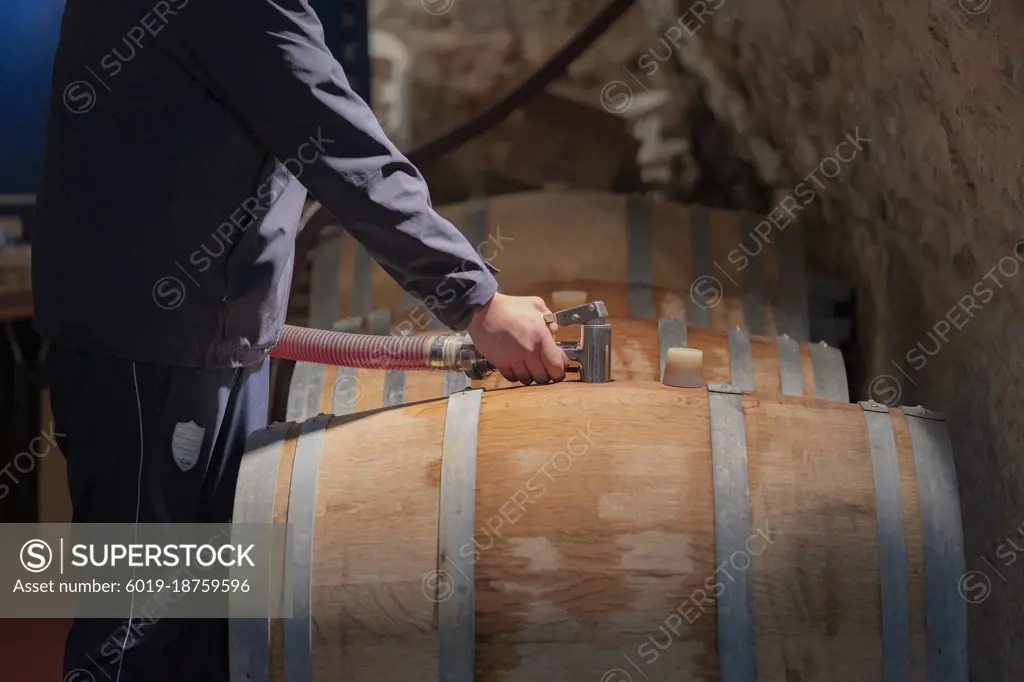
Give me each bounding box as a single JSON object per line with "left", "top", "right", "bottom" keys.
{"left": 310, "top": 402, "right": 444, "bottom": 681}
{"left": 473, "top": 386, "right": 719, "bottom": 682}
{"left": 891, "top": 410, "right": 928, "bottom": 682}
{"left": 746, "top": 396, "right": 883, "bottom": 680}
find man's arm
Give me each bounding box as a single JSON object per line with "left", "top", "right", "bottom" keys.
{"left": 175, "top": 0, "right": 496, "bottom": 329}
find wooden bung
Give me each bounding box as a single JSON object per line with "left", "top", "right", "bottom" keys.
{"left": 550, "top": 289, "right": 589, "bottom": 310}
{"left": 662, "top": 347, "right": 703, "bottom": 388}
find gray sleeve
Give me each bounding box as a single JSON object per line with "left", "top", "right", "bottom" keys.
{"left": 175, "top": 0, "right": 498, "bottom": 329}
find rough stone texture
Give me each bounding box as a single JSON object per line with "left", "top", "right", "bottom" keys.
{"left": 363, "top": 1, "right": 1024, "bottom": 674}
{"left": 650, "top": 2, "right": 1023, "bottom": 676}
{"left": 370, "top": 0, "right": 668, "bottom": 200}
{"left": 369, "top": 0, "right": 775, "bottom": 205}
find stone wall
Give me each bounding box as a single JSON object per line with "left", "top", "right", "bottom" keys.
{"left": 369, "top": 0, "right": 665, "bottom": 200}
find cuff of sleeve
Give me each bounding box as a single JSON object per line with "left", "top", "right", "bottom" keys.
{"left": 443, "top": 275, "right": 499, "bottom": 331}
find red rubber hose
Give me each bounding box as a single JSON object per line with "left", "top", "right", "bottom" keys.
{"left": 269, "top": 325, "right": 431, "bottom": 370}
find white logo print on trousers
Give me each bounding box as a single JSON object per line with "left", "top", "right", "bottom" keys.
{"left": 170, "top": 421, "right": 205, "bottom": 472}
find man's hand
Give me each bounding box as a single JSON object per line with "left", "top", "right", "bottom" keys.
{"left": 466, "top": 293, "right": 569, "bottom": 385}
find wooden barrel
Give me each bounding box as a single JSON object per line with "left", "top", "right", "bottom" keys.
{"left": 317, "top": 191, "right": 816, "bottom": 340}
{"left": 233, "top": 381, "right": 967, "bottom": 682}
{"left": 286, "top": 277, "right": 851, "bottom": 421}
{"left": 284, "top": 313, "right": 849, "bottom": 421}
{"left": 317, "top": 276, "right": 854, "bottom": 351}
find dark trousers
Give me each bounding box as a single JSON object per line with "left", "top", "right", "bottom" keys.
{"left": 47, "top": 344, "right": 269, "bottom": 682}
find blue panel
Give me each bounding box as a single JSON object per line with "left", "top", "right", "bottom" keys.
{"left": 0, "top": 1, "right": 66, "bottom": 198}
{"left": 309, "top": 0, "right": 371, "bottom": 103}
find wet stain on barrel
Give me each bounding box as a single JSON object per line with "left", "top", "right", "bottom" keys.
{"left": 423, "top": 456, "right": 442, "bottom": 490}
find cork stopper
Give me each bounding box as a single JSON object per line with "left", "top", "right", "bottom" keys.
{"left": 662, "top": 347, "right": 704, "bottom": 388}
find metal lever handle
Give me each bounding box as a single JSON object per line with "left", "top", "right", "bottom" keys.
{"left": 543, "top": 301, "right": 608, "bottom": 328}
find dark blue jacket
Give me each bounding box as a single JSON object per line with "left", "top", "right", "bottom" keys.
{"left": 31, "top": 0, "right": 498, "bottom": 368}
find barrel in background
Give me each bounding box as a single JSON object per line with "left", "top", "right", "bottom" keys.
{"left": 283, "top": 191, "right": 857, "bottom": 419}
{"left": 326, "top": 191, "right": 819, "bottom": 338}
{"left": 284, "top": 310, "right": 849, "bottom": 422}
